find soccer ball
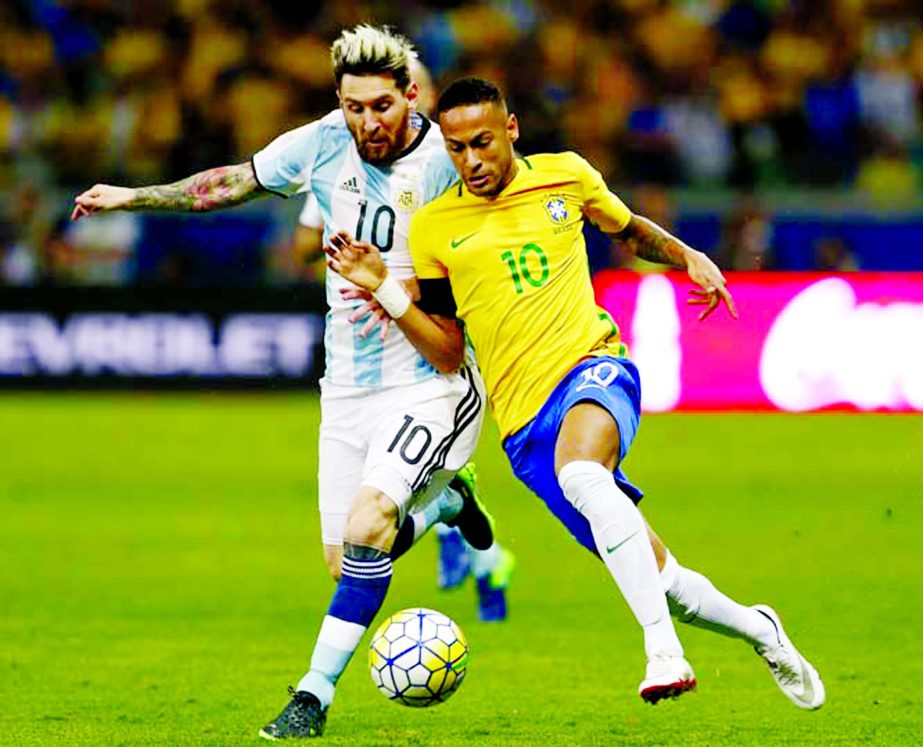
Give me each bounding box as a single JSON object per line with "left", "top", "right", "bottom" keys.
{"left": 368, "top": 607, "right": 469, "bottom": 707}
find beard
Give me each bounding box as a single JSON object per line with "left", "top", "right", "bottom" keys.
{"left": 353, "top": 108, "right": 412, "bottom": 165}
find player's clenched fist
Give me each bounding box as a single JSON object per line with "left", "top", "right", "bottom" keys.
{"left": 71, "top": 184, "right": 135, "bottom": 221}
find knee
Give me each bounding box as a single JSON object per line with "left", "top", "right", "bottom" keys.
{"left": 557, "top": 460, "right": 617, "bottom": 520}
{"left": 345, "top": 491, "right": 399, "bottom": 550}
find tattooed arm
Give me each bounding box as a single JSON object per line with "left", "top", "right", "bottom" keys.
{"left": 618, "top": 214, "right": 738, "bottom": 320}
{"left": 617, "top": 214, "right": 692, "bottom": 268}
{"left": 575, "top": 147, "right": 737, "bottom": 320}
{"left": 71, "top": 162, "right": 263, "bottom": 220}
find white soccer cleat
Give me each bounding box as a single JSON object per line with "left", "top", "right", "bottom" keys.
{"left": 752, "top": 604, "right": 825, "bottom": 710}
{"left": 638, "top": 654, "right": 696, "bottom": 704}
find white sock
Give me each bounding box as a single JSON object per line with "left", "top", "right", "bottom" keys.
{"left": 296, "top": 616, "right": 366, "bottom": 707}
{"left": 661, "top": 551, "right": 776, "bottom": 648}
{"left": 558, "top": 460, "right": 683, "bottom": 659}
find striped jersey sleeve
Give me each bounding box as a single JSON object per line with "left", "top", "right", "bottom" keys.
{"left": 251, "top": 111, "right": 347, "bottom": 197}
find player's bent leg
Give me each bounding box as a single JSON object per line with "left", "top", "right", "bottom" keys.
{"left": 260, "top": 489, "right": 400, "bottom": 740}
{"left": 342, "top": 488, "right": 401, "bottom": 551}
{"left": 391, "top": 473, "right": 464, "bottom": 561}
{"left": 366, "top": 366, "right": 488, "bottom": 557}
{"left": 323, "top": 504, "right": 428, "bottom": 577}
{"left": 656, "top": 538, "right": 777, "bottom": 645}
{"left": 555, "top": 403, "right": 693, "bottom": 704}
{"left": 649, "top": 525, "right": 823, "bottom": 709}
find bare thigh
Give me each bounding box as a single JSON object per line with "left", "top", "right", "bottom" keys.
{"left": 554, "top": 402, "right": 622, "bottom": 475}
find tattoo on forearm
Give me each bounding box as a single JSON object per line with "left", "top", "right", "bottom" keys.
{"left": 619, "top": 216, "right": 688, "bottom": 267}
{"left": 132, "top": 163, "right": 261, "bottom": 212}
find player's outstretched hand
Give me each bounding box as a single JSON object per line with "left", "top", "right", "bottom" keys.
{"left": 325, "top": 230, "right": 387, "bottom": 290}
{"left": 71, "top": 184, "right": 135, "bottom": 221}
{"left": 685, "top": 250, "right": 738, "bottom": 321}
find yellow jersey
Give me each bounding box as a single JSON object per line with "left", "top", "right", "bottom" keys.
{"left": 408, "top": 151, "right": 631, "bottom": 438}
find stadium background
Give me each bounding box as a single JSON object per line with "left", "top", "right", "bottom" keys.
{"left": 2, "top": 1, "right": 921, "bottom": 745}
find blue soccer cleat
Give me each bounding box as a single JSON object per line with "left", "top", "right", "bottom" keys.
{"left": 437, "top": 527, "right": 471, "bottom": 590}
{"left": 476, "top": 547, "right": 516, "bottom": 622}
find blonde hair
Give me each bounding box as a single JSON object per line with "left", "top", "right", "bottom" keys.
{"left": 330, "top": 24, "right": 415, "bottom": 90}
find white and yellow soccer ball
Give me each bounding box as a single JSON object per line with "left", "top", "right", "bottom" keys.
{"left": 368, "top": 607, "right": 469, "bottom": 707}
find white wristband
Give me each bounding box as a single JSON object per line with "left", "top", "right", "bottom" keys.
{"left": 372, "top": 274, "right": 412, "bottom": 319}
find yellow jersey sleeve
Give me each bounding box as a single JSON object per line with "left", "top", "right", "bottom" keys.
{"left": 408, "top": 208, "right": 448, "bottom": 280}
{"left": 569, "top": 153, "right": 633, "bottom": 233}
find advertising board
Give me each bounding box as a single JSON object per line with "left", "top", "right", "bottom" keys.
{"left": 593, "top": 271, "right": 923, "bottom": 412}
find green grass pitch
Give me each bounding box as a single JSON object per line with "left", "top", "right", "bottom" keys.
{"left": 1, "top": 393, "right": 920, "bottom": 745}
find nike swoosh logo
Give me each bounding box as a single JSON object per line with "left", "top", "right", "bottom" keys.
{"left": 605, "top": 530, "right": 639, "bottom": 555}
{"left": 754, "top": 606, "right": 819, "bottom": 707}
{"left": 795, "top": 657, "right": 815, "bottom": 704}
{"left": 450, "top": 232, "right": 478, "bottom": 248}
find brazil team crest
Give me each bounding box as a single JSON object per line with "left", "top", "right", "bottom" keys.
{"left": 543, "top": 196, "right": 569, "bottom": 224}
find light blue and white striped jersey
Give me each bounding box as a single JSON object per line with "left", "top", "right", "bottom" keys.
{"left": 253, "top": 110, "right": 459, "bottom": 388}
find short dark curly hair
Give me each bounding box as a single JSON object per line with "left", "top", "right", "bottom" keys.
{"left": 436, "top": 77, "right": 506, "bottom": 116}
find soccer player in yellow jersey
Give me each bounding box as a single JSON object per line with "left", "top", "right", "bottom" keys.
{"left": 326, "top": 77, "right": 825, "bottom": 710}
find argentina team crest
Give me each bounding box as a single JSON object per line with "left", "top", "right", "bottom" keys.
{"left": 392, "top": 182, "right": 423, "bottom": 213}
{"left": 543, "top": 195, "right": 569, "bottom": 224}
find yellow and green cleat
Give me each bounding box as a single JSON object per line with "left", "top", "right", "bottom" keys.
{"left": 446, "top": 463, "right": 495, "bottom": 551}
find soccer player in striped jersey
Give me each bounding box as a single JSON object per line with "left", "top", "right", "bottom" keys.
{"left": 293, "top": 55, "right": 511, "bottom": 614}
{"left": 326, "top": 77, "right": 826, "bottom": 711}
{"left": 72, "top": 28, "right": 512, "bottom": 740}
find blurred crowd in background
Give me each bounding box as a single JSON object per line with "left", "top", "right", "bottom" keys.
{"left": 1, "top": 0, "right": 922, "bottom": 287}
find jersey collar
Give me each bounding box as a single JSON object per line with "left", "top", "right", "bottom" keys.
{"left": 393, "top": 112, "right": 431, "bottom": 161}
{"left": 458, "top": 157, "right": 524, "bottom": 200}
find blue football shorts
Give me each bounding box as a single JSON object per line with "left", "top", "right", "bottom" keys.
{"left": 502, "top": 356, "right": 643, "bottom": 555}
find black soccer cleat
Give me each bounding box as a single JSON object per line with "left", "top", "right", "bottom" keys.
{"left": 258, "top": 687, "right": 327, "bottom": 740}
{"left": 445, "top": 464, "right": 495, "bottom": 551}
